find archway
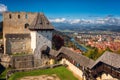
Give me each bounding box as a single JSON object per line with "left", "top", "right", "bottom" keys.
{"left": 40, "top": 45, "right": 50, "bottom": 59}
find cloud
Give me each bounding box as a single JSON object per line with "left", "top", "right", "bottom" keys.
{"left": 50, "top": 18, "right": 66, "bottom": 23}
{"left": 69, "top": 19, "right": 80, "bottom": 24}
{"left": 49, "top": 16, "right": 120, "bottom": 26}
{"left": 0, "top": 4, "right": 8, "bottom": 14}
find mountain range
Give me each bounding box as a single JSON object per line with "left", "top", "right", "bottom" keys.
{"left": 50, "top": 16, "right": 120, "bottom": 32}
{"left": 0, "top": 16, "right": 120, "bottom": 32}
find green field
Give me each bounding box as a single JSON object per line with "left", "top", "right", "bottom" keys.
{"left": 9, "top": 66, "right": 78, "bottom": 80}
{"left": 0, "top": 69, "right": 8, "bottom": 79}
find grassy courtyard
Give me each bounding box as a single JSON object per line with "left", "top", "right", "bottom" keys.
{"left": 9, "top": 66, "right": 78, "bottom": 80}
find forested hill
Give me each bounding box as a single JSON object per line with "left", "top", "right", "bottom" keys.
{"left": 53, "top": 30, "right": 71, "bottom": 41}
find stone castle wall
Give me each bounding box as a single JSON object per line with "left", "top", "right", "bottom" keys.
{"left": 6, "top": 35, "right": 31, "bottom": 54}
{"left": 37, "top": 31, "right": 52, "bottom": 49}
{"left": 60, "top": 58, "right": 85, "bottom": 80}
{"left": 3, "top": 12, "right": 37, "bottom": 54}
{"left": 11, "top": 55, "right": 34, "bottom": 69}
{"left": 3, "top": 12, "right": 37, "bottom": 34}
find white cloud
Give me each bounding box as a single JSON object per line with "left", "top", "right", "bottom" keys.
{"left": 0, "top": 4, "right": 7, "bottom": 14}
{"left": 49, "top": 17, "right": 120, "bottom": 26}
{"left": 95, "top": 19, "right": 105, "bottom": 24}
{"left": 69, "top": 19, "right": 80, "bottom": 24}
{"left": 50, "top": 18, "right": 66, "bottom": 23}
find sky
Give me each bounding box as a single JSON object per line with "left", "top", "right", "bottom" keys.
{"left": 0, "top": 0, "right": 120, "bottom": 21}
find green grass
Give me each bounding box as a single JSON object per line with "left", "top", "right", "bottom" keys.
{"left": 0, "top": 68, "right": 9, "bottom": 79}
{"left": 9, "top": 66, "right": 78, "bottom": 80}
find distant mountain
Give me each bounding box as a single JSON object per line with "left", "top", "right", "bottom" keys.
{"left": 50, "top": 17, "right": 120, "bottom": 32}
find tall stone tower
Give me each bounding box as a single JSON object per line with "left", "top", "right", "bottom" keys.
{"left": 3, "top": 12, "right": 54, "bottom": 55}
{"left": 29, "top": 13, "right": 54, "bottom": 59}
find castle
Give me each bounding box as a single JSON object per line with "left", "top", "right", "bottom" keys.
{"left": 1, "top": 12, "right": 120, "bottom": 80}
{"left": 3, "top": 12, "right": 54, "bottom": 56}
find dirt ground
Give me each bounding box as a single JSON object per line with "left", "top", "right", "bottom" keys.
{"left": 19, "top": 74, "right": 60, "bottom": 80}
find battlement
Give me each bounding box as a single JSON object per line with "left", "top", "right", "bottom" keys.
{"left": 2, "top": 12, "right": 40, "bottom": 34}
{"left": 3, "top": 12, "right": 38, "bottom": 21}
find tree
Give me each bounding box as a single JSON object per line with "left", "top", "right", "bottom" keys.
{"left": 52, "top": 35, "right": 64, "bottom": 50}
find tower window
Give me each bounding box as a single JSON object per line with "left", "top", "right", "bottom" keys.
{"left": 9, "top": 14, "right": 12, "bottom": 19}
{"left": 25, "top": 14, "right": 28, "bottom": 19}
{"left": 25, "top": 23, "right": 29, "bottom": 28}
{"left": 18, "top": 15, "right": 20, "bottom": 19}
{"left": 40, "top": 22, "right": 42, "bottom": 24}
{"left": 46, "top": 22, "right": 49, "bottom": 25}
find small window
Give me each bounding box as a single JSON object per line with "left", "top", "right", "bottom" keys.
{"left": 18, "top": 15, "right": 20, "bottom": 19}
{"left": 25, "top": 14, "right": 28, "bottom": 19}
{"left": 40, "top": 22, "right": 42, "bottom": 24}
{"left": 46, "top": 22, "right": 49, "bottom": 24}
{"left": 9, "top": 14, "right": 12, "bottom": 19}
{"left": 25, "top": 23, "right": 29, "bottom": 28}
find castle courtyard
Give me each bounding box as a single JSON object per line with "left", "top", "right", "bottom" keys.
{"left": 20, "top": 75, "right": 60, "bottom": 80}
{"left": 8, "top": 66, "right": 79, "bottom": 80}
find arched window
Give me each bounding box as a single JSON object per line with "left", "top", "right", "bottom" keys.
{"left": 46, "top": 22, "right": 49, "bottom": 24}
{"left": 18, "top": 15, "right": 20, "bottom": 19}
{"left": 40, "top": 22, "right": 42, "bottom": 24}
{"left": 24, "top": 23, "right": 29, "bottom": 28}
{"left": 9, "top": 14, "right": 12, "bottom": 19}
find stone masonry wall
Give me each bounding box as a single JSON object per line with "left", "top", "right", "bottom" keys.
{"left": 3, "top": 12, "right": 37, "bottom": 34}
{"left": 6, "top": 37, "right": 31, "bottom": 54}
{"left": 37, "top": 31, "right": 52, "bottom": 49}
{"left": 3, "top": 12, "right": 37, "bottom": 54}
{"left": 60, "top": 58, "right": 85, "bottom": 80}
{"left": 11, "top": 55, "right": 34, "bottom": 69}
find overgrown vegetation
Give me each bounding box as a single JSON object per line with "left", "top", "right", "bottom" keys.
{"left": 0, "top": 68, "right": 11, "bottom": 79}
{"left": 9, "top": 66, "right": 78, "bottom": 80}
{"left": 52, "top": 35, "right": 64, "bottom": 50}
{"left": 83, "top": 46, "right": 112, "bottom": 60}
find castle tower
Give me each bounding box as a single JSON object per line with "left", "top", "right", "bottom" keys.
{"left": 29, "top": 13, "right": 54, "bottom": 59}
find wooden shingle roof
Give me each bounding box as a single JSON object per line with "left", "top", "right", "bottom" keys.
{"left": 29, "top": 13, "right": 54, "bottom": 30}
{"left": 50, "top": 47, "right": 120, "bottom": 69}
{"left": 91, "top": 51, "right": 120, "bottom": 69}
{"left": 49, "top": 49, "right": 58, "bottom": 57}
{"left": 59, "top": 47, "right": 94, "bottom": 68}
{"left": 50, "top": 47, "right": 94, "bottom": 68}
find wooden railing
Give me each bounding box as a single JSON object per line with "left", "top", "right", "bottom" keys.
{"left": 91, "top": 63, "right": 120, "bottom": 79}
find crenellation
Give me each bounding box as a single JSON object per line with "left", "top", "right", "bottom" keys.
{"left": 3, "top": 12, "right": 36, "bottom": 35}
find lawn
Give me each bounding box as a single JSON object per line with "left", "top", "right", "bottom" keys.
{"left": 0, "top": 69, "right": 7, "bottom": 79}
{"left": 9, "top": 66, "right": 78, "bottom": 80}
